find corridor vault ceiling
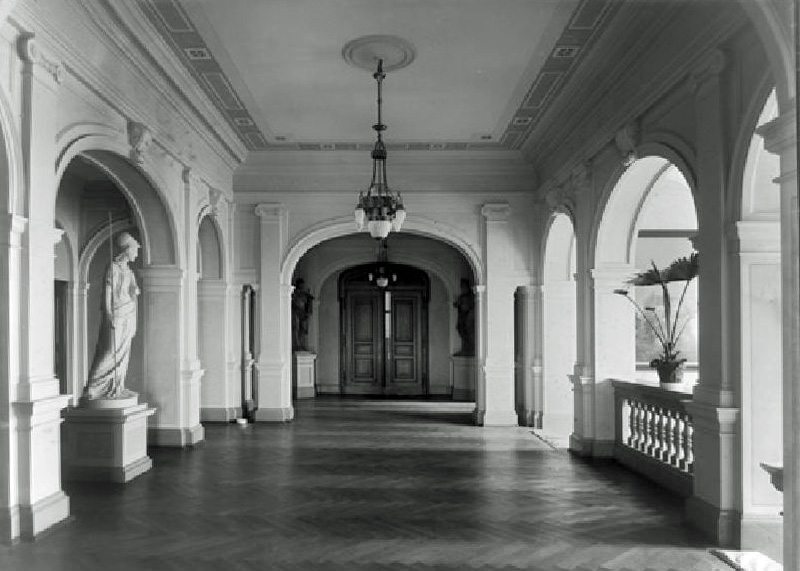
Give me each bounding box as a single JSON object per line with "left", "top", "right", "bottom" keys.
{"left": 139, "top": 0, "right": 617, "bottom": 153}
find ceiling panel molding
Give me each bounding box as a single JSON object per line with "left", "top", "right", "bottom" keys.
{"left": 139, "top": 0, "right": 617, "bottom": 154}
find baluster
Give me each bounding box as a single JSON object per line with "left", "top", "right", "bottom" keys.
{"left": 663, "top": 409, "right": 676, "bottom": 464}
{"left": 635, "top": 400, "right": 646, "bottom": 452}
{"left": 675, "top": 415, "right": 686, "bottom": 469}
{"left": 646, "top": 404, "right": 658, "bottom": 457}
{"left": 684, "top": 418, "right": 694, "bottom": 473}
{"left": 628, "top": 399, "right": 639, "bottom": 448}
{"left": 625, "top": 398, "right": 635, "bottom": 447}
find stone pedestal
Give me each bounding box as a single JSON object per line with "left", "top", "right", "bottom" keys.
{"left": 452, "top": 356, "right": 475, "bottom": 401}
{"left": 62, "top": 398, "right": 156, "bottom": 483}
{"left": 293, "top": 351, "right": 316, "bottom": 399}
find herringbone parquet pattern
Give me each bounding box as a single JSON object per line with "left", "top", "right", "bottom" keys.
{"left": 0, "top": 400, "right": 732, "bottom": 571}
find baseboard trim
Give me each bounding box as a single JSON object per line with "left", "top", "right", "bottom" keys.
{"left": 19, "top": 491, "right": 70, "bottom": 539}
{"left": 65, "top": 456, "right": 153, "bottom": 483}
{"left": 592, "top": 439, "right": 615, "bottom": 458}
{"left": 255, "top": 406, "right": 295, "bottom": 422}
{"left": 569, "top": 434, "right": 593, "bottom": 457}
{"left": 0, "top": 504, "right": 19, "bottom": 544}
{"left": 148, "top": 424, "right": 205, "bottom": 447}
{"left": 686, "top": 495, "right": 741, "bottom": 547}
{"left": 483, "top": 410, "right": 518, "bottom": 426}
{"left": 740, "top": 514, "right": 783, "bottom": 562}
{"left": 519, "top": 409, "right": 541, "bottom": 428}
{"left": 200, "top": 407, "right": 241, "bottom": 422}
{"left": 296, "top": 387, "right": 315, "bottom": 399}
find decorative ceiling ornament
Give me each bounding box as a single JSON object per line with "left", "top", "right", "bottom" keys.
{"left": 354, "top": 59, "right": 406, "bottom": 240}
{"left": 128, "top": 120, "right": 153, "bottom": 165}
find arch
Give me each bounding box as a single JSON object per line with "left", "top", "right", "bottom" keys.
{"left": 730, "top": 84, "right": 779, "bottom": 222}
{"left": 593, "top": 152, "right": 696, "bottom": 268}
{"left": 542, "top": 212, "right": 576, "bottom": 283}
{"left": 738, "top": 0, "right": 794, "bottom": 108}
{"left": 55, "top": 122, "right": 127, "bottom": 182}
{"left": 198, "top": 215, "right": 225, "bottom": 280}
{"left": 75, "top": 151, "right": 179, "bottom": 267}
{"left": 281, "top": 215, "right": 484, "bottom": 288}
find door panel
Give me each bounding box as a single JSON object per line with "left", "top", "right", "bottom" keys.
{"left": 385, "top": 293, "right": 424, "bottom": 395}
{"left": 343, "top": 291, "right": 383, "bottom": 394}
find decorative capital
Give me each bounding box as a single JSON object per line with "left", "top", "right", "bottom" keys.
{"left": 127, "top": 120, "right": 152, "bottom": 165}
{"left": 615, "top": 120, "right": 641, "bottom": 165}
{"left": 255, "top": 203, "right": 285, "bottom": 220}
{"left": 17, "top": 34, "right": 64, "bottom": 84}
{"left": 208, "top": 187, "right": 224, "bottom": 217}
{"left": 480, "top": 202, "right": 511, "bottom": 222}
{"left": 545, "top": 184, "right": 574, "bottom": 215}
{"left": 473, "top": 285, "right": 487, "bottom": 295}
{"left": 51, "top": 227, "right": 65, "bottom": 246}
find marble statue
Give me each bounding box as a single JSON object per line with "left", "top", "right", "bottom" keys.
{"left": 454, "top": 278, "right": 475, "bottom": 356}
{"left": 292, "top": 278, "right": 314, "bottom": 351}
{"left": 83, "top": 232, "right": 141, "bottom": 401}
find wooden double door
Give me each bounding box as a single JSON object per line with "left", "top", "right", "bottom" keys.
{"left": 340, "top": 264, "right": 429, "bottom": 396}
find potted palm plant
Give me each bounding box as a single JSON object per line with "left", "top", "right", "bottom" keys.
{"left": 614, "top": 252, "right": 699, "bottom": 388}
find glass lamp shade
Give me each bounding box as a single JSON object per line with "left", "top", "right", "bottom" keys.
{"left": 376, "top": 276, "right": 389, "bottom": 288}
{"left": 394, "top": 206, "right": 406, "bottom": 227}
{"left": 367, "top": 219, "right": 392, "bottom": 239}
{"left": 354, "top": 207, "right": 366, "bottom": 230}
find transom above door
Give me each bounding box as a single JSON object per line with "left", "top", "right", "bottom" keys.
{"left": 339, "top": 263, "right": 429, "bottom": 396}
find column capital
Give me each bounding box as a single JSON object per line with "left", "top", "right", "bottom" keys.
{"left": 280, "top": 283, "right": 295, "bottom": 297}
{"left": 590, "top": 263, "right": 635, "bottom": 289}
{"left": 516, "top": 284, "right": 543, "bottom": 298}
{"left": 757, "top": 107, "right": 797, "bottom": 156}
{"left": 138, "top": 265, "right": 185, "bottom": 286}
{"left": 255, "top": 203, "right": 285, "bottom": 220}
{"left": 473, "top": 284, "right": 486, "bottom": 295}
{"left": 17, "top": 34, "right": 65, "bottom": 86}
{"left": 480, "top": 202, "right": 511, "bottom": 222}
{"left": 0, "top": 213, "right": 27, "bottom": 248}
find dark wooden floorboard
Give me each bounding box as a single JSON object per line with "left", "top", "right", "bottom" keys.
{"left": 0, "top": 400, "right": 731, "bottom": 570}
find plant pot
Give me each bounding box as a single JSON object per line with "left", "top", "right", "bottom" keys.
{"left": 655, "top": 362, "right": 684, "bottom": 389}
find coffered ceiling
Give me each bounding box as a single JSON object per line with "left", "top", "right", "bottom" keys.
{"left": 138, "top": 0, "right": 618, "bottom": 153}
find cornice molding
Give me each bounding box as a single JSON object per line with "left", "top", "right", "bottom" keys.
{"left": 11, "top": 0, "right": 246, "bottom": 175}
{"left": 524, "top": 2, "right": 746, "bottom": 189}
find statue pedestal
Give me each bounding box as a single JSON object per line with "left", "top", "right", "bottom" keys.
{"left": 452, "top": 356, "right": 476, "bottom": 401}
{"left": 293, "top": 351, "right": 317, "bottom": 399}
{"left": 62, "top": 397, "right": 156, "bottom": 483}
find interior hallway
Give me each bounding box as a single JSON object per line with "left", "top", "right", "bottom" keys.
{"left": 1, "top": 401, "right": 730, "bottom": 571}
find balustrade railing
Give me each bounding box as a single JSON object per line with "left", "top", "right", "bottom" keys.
{"left": 612, "top": 380, "right": 694, "bottom": 497}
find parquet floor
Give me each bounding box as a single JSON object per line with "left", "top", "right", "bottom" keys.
{"left": 0, "top": 399, "right": 732, "bottom": 571}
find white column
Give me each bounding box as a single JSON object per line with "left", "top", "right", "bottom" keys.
{"left": 735, "top": 221, "right": 783, "bottom": 559}
{"left": 516, "top": 285, "right": 542, "bottom": 427}
{"left": 139, "top": 266, "right": 203, "bottom": 446}
{"left": 14, "top": 35, "right": 70, "bottom": 539}
{"left": 254, "top": 204, "right": 293, "bottom": 422}
{"left": 72, "top": 281, "right": 90, "bottom": 404}
{"left": 198, "top": 280, "right": 234, "bottom": 421}
{"left": 542, "top": 279, "right": 577, "bottom": 439}
{"left": 472, "top": 285, "right": 486, "bottom": 423}
{"left": 684, "top": 51, "right": 740, "bottom": 547}
{"left": 0, "top": 214, "right": 25, "bottom": 541}
{"left": 181, "top": 170, "right": 204, "bottom": 425}
{"left": 758, "top": 107, "right": 797, "bottom": 568}
{"left": 590, "top": 264, "right": 635, "bottom": 457}
{"left": 480, "top": 203, "right": 518, "bottom": 426}
{"left": 570, "top": 235, "right": 595, "bottom": 455}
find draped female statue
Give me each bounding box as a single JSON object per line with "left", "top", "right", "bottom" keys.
{"left": 82, "top": 232, "right": 141, "bottom": 401}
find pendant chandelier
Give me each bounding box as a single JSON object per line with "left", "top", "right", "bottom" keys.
{"left": 354, "top": 59, "right": 406, "bottom": 239}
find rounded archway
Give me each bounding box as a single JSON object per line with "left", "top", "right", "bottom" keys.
{"left": 291, "top": 232, "right": 477, "bottom": 401}
{"left": 541, "top": 212, "right": 577, "bottom": 443}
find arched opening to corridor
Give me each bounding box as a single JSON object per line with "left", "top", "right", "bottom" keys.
{"left": 290, "top": 233, "right": 477, "bottom": 403}
{"left": 593, "top": 155, "right": 698, "bottom": 389}
{"left": 541, "top": 212, "right": 576, "bottom": 443}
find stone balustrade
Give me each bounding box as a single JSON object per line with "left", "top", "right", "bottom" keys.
{"left": 612, "top": 380, "right": 694, "bottom": 497}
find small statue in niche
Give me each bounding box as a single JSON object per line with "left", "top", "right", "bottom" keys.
{"left": 454, "top": 278, "right": 475, "bottom": 356}
{"left": 291, "top": 278, "right": 314, "bottom": 351}
{"left": 83, "top": 232, "right": 141, "bottom": 401}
